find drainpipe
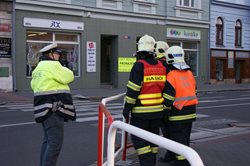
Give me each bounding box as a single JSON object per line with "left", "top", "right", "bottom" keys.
{"left": 12, "top": 0, "right": 17, "bottom": 91}
{"left": 208, "top": 0, "right": 211, "bottom": 83}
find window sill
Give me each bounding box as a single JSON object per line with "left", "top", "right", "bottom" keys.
{"left": 175, "top": 6, "right": 202, "bottom": 12}
{"left": 216, "top": 44, "right": 225, "bottom": 47}
{"left": 132, "top": 0, "right": 157, "bottom": 6}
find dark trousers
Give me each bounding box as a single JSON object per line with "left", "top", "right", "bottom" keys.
{"left": 40, "top": 112, "right": 64, "bottom": 166}
{"left": 161, "top": 121, "right": 175, "bottom": 160}
{"left": 130, "top": 116, "right": 162, "bottom": 166}
{"left": 168, "top": 122, "right": 192, "bottom": 166}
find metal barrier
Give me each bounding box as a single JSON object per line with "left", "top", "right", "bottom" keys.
{"left": 97, "top": 93, "right": 126, "bottom": 166}
{"left": 107, "top": 121, "right": 204, "bottom": 166}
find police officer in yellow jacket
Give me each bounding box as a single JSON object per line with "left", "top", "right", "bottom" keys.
{"left": 163, "top": 46, "right": 198, "bottom": 166}
{"left": 123, "top": 35, "right": 166, "bottom": 166}
{"left": 31, "top": 42, "right": 76, "bottom": 166}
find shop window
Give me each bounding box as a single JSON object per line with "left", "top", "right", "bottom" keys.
{"left": 216, "top": 59, "right": 223, "bottom": 81}
{"left": 216, "top": 17, "right": 224, "bottom": 46}
{"left": 235, "top": 19, "right": 242, "bottom": 47}
{"left": 167, "top": 41, "right": 198, "bottom": 76}
{"left": 26, "top": 31, "right": 80, "bottom": 77}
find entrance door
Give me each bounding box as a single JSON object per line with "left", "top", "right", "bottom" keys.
{"left": 235, "top": 61, "right": 241, "bottom": 83}
{"left": 101, "top": 35, "right": 118, "bottom": 88}
{"left": 216, "top": 59, "right": 224, "bottom": 81}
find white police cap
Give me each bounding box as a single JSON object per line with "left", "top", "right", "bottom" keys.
{"left": 39, "top": 42, "right": 58, "bottom": 53}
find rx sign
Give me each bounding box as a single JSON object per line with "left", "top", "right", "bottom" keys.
{"left": 50, "top": 21, "right": 61, "bottom": 28}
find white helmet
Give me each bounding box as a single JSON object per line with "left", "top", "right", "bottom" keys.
{"left": 137, "top": 34, "right": 155, "bottom": 52}
{"left": 155, "top": 41, "right": 169, "bottom": 59}
{"left": 165, "top": 46, "right": 190, "bottom": 70}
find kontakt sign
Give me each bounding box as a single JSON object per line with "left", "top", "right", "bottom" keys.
{"left": 167, "top": 28, "right": 201, "bottom": 40}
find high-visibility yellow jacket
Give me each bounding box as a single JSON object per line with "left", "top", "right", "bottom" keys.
{"left": 31, "top": 60, "right": 76, "bottom": 122}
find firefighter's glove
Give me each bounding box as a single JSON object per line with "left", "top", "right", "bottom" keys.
{"left": 122, "top": 108, "right": 130, "bottom": 119}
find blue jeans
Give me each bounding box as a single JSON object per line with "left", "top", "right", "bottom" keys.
{"left": 40, "top": 112, "right": 64, "bottom": 166}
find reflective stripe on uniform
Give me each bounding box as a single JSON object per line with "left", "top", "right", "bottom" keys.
{"left": 127, "top": 81, "right": 141, "bottom": 91}
{"left": 132, "top": 105, "right": 163, "bottom": 113}
{"left": 136, "top": 146, "right": 151, "bottom": 155}
{"left": 138, "top": 93, "right": 162, "bottom": 99}
{"left": 125, "top": 96, "right": 136, "bottom": 104}
{"left": 140, "top": 98, "right": 164, "bottom": 105}
{"left": 174, "top": 95, "right": 197, "bottom": 102}
{"left": 34, "top": 109, "right": 49, "bottom": 118}
{"left": 64, "top": 104, "right": 75, "bottom": 110}
{"left": 34, "top": 103, "right": 53, "bottom": 110}
{"left": 34, "top": 90, "right": 71, "bottom": 96}
{"left": 58, "top": 107, "right": 75, "bottom": 117}
{"left": 151, "top": 147, "right": 159, "bottom": 154}
{"left": 169, "top": 113, "right": 196, "bottom": 121}
{"left": 176, "top": 155, "right": 185, "bottom": 160}
{"left": 163, "top": 93, "right": 175, "bottom": 101}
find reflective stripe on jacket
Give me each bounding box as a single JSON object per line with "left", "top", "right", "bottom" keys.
{"left": 167, "top": 70, "right": 198, "bottom": 110}
{"left": 131, "top": 60, "right": 166, "bottom": 114}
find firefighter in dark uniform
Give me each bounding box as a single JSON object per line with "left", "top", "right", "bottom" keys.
{"left": 155, "top": 41, "right": 169, "bottom": 69}
{"left": 163, "top": 45, "right": 198, "bottom": 166}
{"left": 31, "top": 42, "right": 76, "bottom": 166}
{"left": 123, "top": 34, "right": 166, "bottom": 166}
{"left": 154, "top": 41, "right": 176, "bottom": 163}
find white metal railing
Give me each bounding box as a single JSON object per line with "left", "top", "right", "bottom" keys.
{"left": 97, "top": 93, "right": 126, "bottom": 166}
{"left": 107, "top": 121, "right": 204, "bottom": 166}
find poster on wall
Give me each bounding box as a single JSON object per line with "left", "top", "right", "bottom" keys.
{"left": 228, "top": 51, "right": 234, "bottom": 69}
{"left": 0, "top": 38, "right": 11, "bottom": 58}
{"left": 118, "top": 57, "right": 136, "bottom": 72}
{"left": 86, "top": 41, "right": 96, "bottom": 72}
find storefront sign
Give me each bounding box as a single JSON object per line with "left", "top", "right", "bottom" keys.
{"left": 236, "top": 51, "right": 249, "bottom": 59}
{"left": 212, "top": 50, "right": 227, "bottom": 57}
{"left": 167, "top": 28, "right": 201, "bottom": 40}
{"left": 0, "top": 24, "right": 11, "bottom": 32}
{"left": 24, "top": 18, "right": 84, "bottom": 31}
{"left": 215, "top": 0, "right": 250, "bottom": 6}
{"left": 0, "top": 38, "right": 11, "bottom": 58}
{"left": 86, "top": 41, "right": 96, "bottom": 72}
{"left": 228, "top": 51, "right": 234, "bottom": 69}
{"left": 118, "top": 57, "right": 136, "bottom": 72}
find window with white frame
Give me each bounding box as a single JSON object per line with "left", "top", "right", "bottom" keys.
{"left": 168, "top": 41, "right": 198, "bottom": 76}
{"left": 178, "top": 0, "right": 195, "bottom": 8}
{"left": 96, "top": 0, "right": 122, "bottom": 10}
{"left": 176, "top": 0, "right": 202, "bottom": 19}
{"left": 26, "top": 31, "right": 80, "bottom": 77}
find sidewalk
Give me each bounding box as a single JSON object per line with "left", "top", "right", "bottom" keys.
{"left": 117, "top": 132, "right": 250, "bottom": 166}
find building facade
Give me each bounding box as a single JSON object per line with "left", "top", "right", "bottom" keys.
{"left": 5, "top": 0, "right": 209, "bottom": 91}
{"left": 210, "top": 0, "right": 250, "bottom": 84}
